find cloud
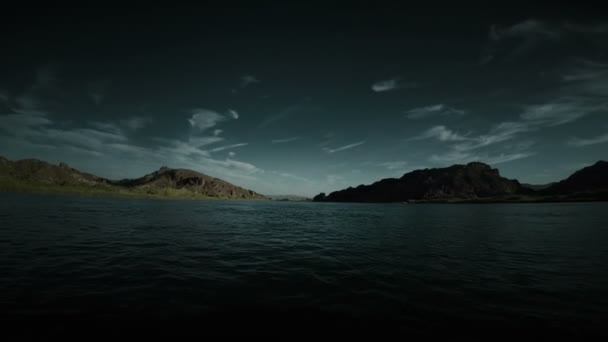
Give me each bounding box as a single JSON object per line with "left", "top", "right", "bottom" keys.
{"left": 210, "top": 143, "right": 248, "bottom": 153}
{"left": 519, "top": 99, "right": 597, "bottom": 126}
{"left": 323, "top": 140, "right": 365, "bottom": 154}
{"left": 213, "top": 129, "right": 223, "bottom": 136}
{"left": 34, "top": 66, "right": 56, "bottom": 89}
{"left": 228, "top": 109, "right": 239, "bottom": 119}
{"left": 188, "top": 109, "right": 225, "bottom": 131}
{"left": 379, "top": 161, "right": 408, "bottom": 170}
{"left": 493, "top": 19, "right": 560, "bottom": 41}
{"left": 482, "top": 19, "right": 608, "bottom": 64}
{"left": 560, "top": 59, "right": 608, "bottom": 97}
{"left": 241, "top": 75, "right": 260, "bottom": 88}
{"left": 414, "top": 96, "right": 600, "bottom": 154}
{"left": 412, "top": 125, "right": 468, "bottom": 142}
{"left": 568, "top": 133, "right": 608, "bottom": 147}
{"left": 563, "top": 22, "right": 608, "bottom": 34}
{"left": 271, "top": 136, "right": 301, "bottom": 144}
{"left": 430, "top": 151, "right": 535, "bottom": 165}
{"left": 415, "top": 121, "right": 536, "bottom": 166}
{"left": 90, "top": 117, "right": 151, "bottom": 135}
{"left": 452, "top": 121, "right": 531, "bottom": 152}
{"left": 90, "top": 122, "right": 122, "bottom": 135}
{"left": 121, "top": 117, "right": 151, "bottom": 130}
{"left": 228, "top": 151, "right": 236, "bottom": 157}
{"left": 186, "top": 136, "right": 224, "bottom": 148}
{"left": 405, "top": 104, "right": 465, "bottom": 119}
{"left": 87, "top": 81, "right": 108, "bottom": 105}
{"left": 210, "top": 158, "right": 262, "bottom": 174}
{"left": 371, "top": 78, "right": 400, "bottom": 92}
{"left": 0, "top": 90, "right": 8, "bottom": 103}
{"left": 258, "top": 103, "right": 309, "bottom": 128}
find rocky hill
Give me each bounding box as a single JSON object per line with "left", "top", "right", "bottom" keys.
{"left": 115, "top": 166, "right": 265, "bottom": 199}
{"left": 0, "top": 157, "right": 265, "bottom": 200}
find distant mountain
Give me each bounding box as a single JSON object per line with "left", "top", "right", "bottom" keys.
{"left": 521, "top": 183, "right": 555, "bottom": 191}
{"left": 266, "top": 195, "right": 311, "bottom": 201}
{"left": 544, "top": 161, "right": 608, "bottom": 196}
{"left": 0, "top": 157, "right": 265, "bottom": 200}
{"left": 314, "top": 162, "right": 530, "bottom": 203}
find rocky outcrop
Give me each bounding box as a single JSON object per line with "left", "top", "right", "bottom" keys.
{"left": 314, "top": 162, "right": 529, "bottom": 203}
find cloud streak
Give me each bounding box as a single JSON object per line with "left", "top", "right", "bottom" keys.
{"left": 323, "top": 141, "right": 365, "bottom": 154}
{"left": 210, "top": 143, "right": 249, "bottom": 153}
{"left": 405, "top": 104, "right": 465, "bottom": 120}
{"left": 379, "top": 161, "right": 408, "bottom": 170}
{"left": 271, "top": 136, "right": 301, "bottom": 144}
{"left": 568, "top": 133, "right": 608, "bottom": 147}
{"left": 371, "top": 78, "right": 400, "bottom": 92}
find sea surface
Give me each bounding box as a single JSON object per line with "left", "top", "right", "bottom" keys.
{"left": 1, "top": 193, "right": 607, "bottom": 336}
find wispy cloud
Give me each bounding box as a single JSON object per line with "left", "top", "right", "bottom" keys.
{"left": 210, "top": 143, "right": 249, "bottom": 153}
{"left": 272, "top": 171, "right": 313, "bottom": 183}
{"left": 560, "top": 59, "right": 608, "bottom": 97}
{"left": 568, "top": 133, "right": 608, "bottom": 147}
{"left": 0, "top": 90, "right": 9, "bottom": 103}
{"left": 405, "top": 104, "right": 465, "bottom": 119}
{"left": 228, "top": 109, "right": 239, "bottom": 119}
{"left": 213, "top": 129, "right": 223, "bottom": 137}
{"left": 411, "top": 125, "right": 468, "bottom": 142}
{"left": 271, "top": 136, "right": 301, "bottom": 144}
{"left": 241, "top": 75, "right": 260, "bottom": 88}
{"left": 482, "top": 19, "right": 608, "bottom": 64}
{"left": 87, "top": 80, "right": 108, "bottom": 105}
{"left": 520, "top": 98, "right": 602, "bottom": 126}
{"left": 258, "top": 102, "right": 315, "bottom": 128}
{"left": 371, "top": 78, "right": 400, "bottom": 92}
{"left": 188, "top": 109, "right": 225, "bottom": 131}
{"left": 228, "top": 151, "right": 236, "bottom": 157}
{"left": 323, "top": 141, "right": 365, "bottom": 154}
{"left": 563, "top": 22, "right": 608, "bottom": 34}
{"left": 379, "top": 161, "right": 408, "bottom": 170}
{"left": 34, "top": 66, "right": 56, "bottom": 89}
{"left": 430, "top": 151, "right": 535, "bottom": 165}
{"left": 121, "top": 117, "right": 151, "bottom": 130}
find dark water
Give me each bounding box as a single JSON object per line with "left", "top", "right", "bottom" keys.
{"left": 1, "top": 193, "right": 608, "bottom": 336}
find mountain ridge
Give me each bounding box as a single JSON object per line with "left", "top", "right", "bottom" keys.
{"left": 314, "top": 161, "right": 607, "bottom": 203}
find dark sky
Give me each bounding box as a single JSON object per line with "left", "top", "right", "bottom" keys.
{"left": 1, "top": 2, "right": 607, "bottom": 196}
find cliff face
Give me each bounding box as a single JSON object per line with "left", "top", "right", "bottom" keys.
{"left": 545, "top": 161, "right": 608, "bottom": 195}
{"left": 316, "top": 162, "right": 529, "bottom": 203}
{"left": 0, "top": 157, "right": 265, "bottom": 200}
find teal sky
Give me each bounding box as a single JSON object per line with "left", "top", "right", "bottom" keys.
{"left": 1, "top": 4, "right": 607, "bottom": 196}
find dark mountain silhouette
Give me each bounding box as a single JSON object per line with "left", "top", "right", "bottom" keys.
{"left": 544, "top": 161, "right": 608, "bottom": 196}
{"left": 0, "top": 157, "right": 265, "bottom": 200}
{"left": 315, "top": 162, "right": 530, "bottom": 203}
